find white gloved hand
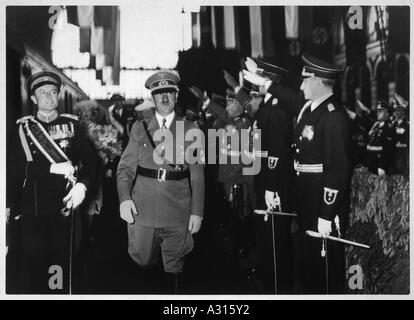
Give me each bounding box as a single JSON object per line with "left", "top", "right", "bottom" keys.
{"left": 318, "top": 217, "right": 332, "bottom": 236}
{"left": 245, "top": 57, "right": 258, "bottom": 73}
{"left": 50, "top": 162, "right": 75, "bottom": 179}
{"left": 120, "top": 200, "right": 138, "bottom": 224}
{"left": 378, "top": 168, "right": 386, "bottom": 176}
{"left": 63, "top": 183, "right": 86, "bottom": 209}
{"left": 265, "top": 190, "right": 280, "bottom": 211}
{"left": 243, "top": 70, "right": 268, "bottom": 87}
{"left": 188, "top": 215, "right": 203, "bottom": 234}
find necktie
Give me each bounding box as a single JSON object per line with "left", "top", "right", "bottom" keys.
{"left": 161, "top": 118, "right": 167, "bottom": 157}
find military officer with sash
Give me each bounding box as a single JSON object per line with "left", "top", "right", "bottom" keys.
{"left": 117, "top": 70, "right": 205, "bottom": 294}
{"left": 244, "top": 54, "right": 353, "bottom": 293}
{"left": 12, "top": 71, "right": 97, "bottom": 293}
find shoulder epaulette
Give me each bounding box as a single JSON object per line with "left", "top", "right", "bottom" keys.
{"left": 60, "top": 113, "right": 79, "bottom": 121}
{"left": 16, "top": 115, "right": 34, "bottom": 124}
{"left": 327, "top": 103, "right": 335, "bottom": 112}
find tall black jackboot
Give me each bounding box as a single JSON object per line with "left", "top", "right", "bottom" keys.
{"left": 164, "top": 272, "right": 184, "bottom": 294}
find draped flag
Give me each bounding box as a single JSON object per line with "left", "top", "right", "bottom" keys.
{"left": 77, "top": 6, "right": 94, "bottom": 28}
{"left": 65, "top": 5, "right": 120, "bottom": 84}
{"left": 285, "top": 6, "right": 299, "bottom": 39}
{"left": 79, "top": 28, "right": 91, "bottom": 52}
{"left": 94, "top": 6, "right": 113, "bottom": 28}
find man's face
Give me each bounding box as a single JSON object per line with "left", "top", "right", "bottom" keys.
{"left": 377, "top": 109, "right": 389, "bottom": 121}
{"left": 152, "top": 90, "right": 176, "bottom": 116}
{"left": 300, "top": 76, "right": 319, "bottom": 101}
{"left": 246, "top": 94, "right": 262, "bottom": 115}
{"left": 394, "top": 108, "right": 405, "bottom": 120}
{"left": 114, "top": 100, "right": 124, "bottom": 110}
{"left": 31, "top": 84, "right": 59, "bottom": 112}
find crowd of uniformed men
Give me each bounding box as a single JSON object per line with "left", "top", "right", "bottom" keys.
{"left": 9, "top": 51, "right": 409, "bottom": 295}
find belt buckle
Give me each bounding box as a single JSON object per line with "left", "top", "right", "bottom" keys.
{"left": 157, "top": 168, "right": 167, "bottom": 182}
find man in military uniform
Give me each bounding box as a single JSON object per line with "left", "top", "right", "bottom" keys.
{"left": 244, "top": 53, "right": 352, "bottom": 294}
{"left": 12, "top": 71, "right": 97, "bottom": 293}
{"left": 244, "top": 57, "right": 295, "bottom": 294}
{"left": 217, "top": 88, "right": 254, "bottom": 258}
{"left": 117, "top": 70, "right": 205, "bottom": 294}
{"left": 345, "top": 100, "right": 375, "bottom": 167}
{"left": 364, "top": 100, "right": 394, "bottom": 176}
{"left": 390, "top": 94, "right": 409, "bottom": 176}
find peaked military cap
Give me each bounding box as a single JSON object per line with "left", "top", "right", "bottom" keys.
{"left": 256, "top": 57, "right": 288, "bottom": 82}
{"left": 26, "top": 71, "right": 62, "bottom": 95}
{"left": 145, "top": 70, "right": 180, "bottom": 94}
{"left": 302, "top": 53, "right": 343, "bottom": 80}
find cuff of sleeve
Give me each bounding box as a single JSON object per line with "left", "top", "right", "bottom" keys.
{"left": 191, "top": 213, "right": 204, "bottom": 218}
{"left": 118, "top": 184, "right": 133, "bottom": 203}
{"left": 320, "top": 207, "right": 335, "bottom": 221}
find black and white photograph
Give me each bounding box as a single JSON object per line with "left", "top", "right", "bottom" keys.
{"left": 2, "top": 0, "right": 412, "bottom": 301}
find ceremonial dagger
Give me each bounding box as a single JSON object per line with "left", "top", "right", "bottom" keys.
{"left": 254, "top": 209, "right": 297, "bottom": 221}
{"left": 306, "top": 230, "right": 370, "bottom": 249}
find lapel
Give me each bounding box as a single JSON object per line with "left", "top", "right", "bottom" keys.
{"left": 147, "top": 114, "right": 160, "bottom": 134}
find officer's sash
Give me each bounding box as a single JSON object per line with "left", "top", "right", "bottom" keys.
{"left": 18, "top": 117, "right": 69, "bottom": 164}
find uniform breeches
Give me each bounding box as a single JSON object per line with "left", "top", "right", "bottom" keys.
{"left": 127, "top": 223, "right": 194, "bottom": 273}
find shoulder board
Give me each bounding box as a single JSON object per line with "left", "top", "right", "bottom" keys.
{"left": 60, "top": 113, "right": 79, "bottom": 121}
{"left": 327, "top": 104, "right": 335, "bottom": 112}
{"left": 16, "top": 115, "right": 34, "bottom": 124}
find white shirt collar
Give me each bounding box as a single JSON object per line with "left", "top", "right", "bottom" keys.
{"left": 155, "top": 111, "right": 175, "bottom": 129}
{"left": 310, "top": 93, "right": 333, "bottom": 112}
{"left": 264, "top": 93, "right": 272, "bottom": 104}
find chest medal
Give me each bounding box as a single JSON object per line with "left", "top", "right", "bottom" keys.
{"left": 301, "top": 125, "right": 314, "bottom": 141}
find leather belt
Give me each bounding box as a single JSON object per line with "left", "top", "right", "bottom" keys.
{"left": 294, "top": 161, "right": 323, "bottom": 173}
{"left": 137, "top": 166, "right": 189, "bottom": 182}
{"left": 396, "top": 142, "right": 408, "bottom": 148}
{"left": 367, "top": 145, "right": 383, "bottom": 151}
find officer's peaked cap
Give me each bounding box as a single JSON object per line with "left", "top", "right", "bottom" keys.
{"left": 26, "top": 71, "right": 62, "bottom": 95}
{"left": 145, "top": 70, "right": 180, "bottom": 94}
{"left": 302, "top": 53, "right": 343, "bottom": 80}
{"left": 256, "top": 57, "right": 288, "bottom": 82}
